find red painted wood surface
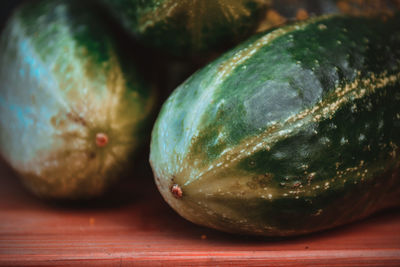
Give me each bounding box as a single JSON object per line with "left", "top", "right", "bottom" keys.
{"left": 0, "top": 158, "right": 400, "bottom": 266}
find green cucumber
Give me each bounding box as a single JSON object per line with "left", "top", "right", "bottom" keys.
{"left": 101, "top": 0, "right": 269, "bottom": 56}
{"left": 0, "top": 0, "right": 156, "bottom": 199}
{"left": 150, "top": 14, "right": 400, "bottom": 236}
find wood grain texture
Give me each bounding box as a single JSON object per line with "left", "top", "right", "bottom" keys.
{"left": 0, "top": 157, "right": 399, "bottom": 266}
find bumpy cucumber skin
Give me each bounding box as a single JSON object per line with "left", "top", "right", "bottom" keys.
{"left": 150, "top": 15, "right": 400, "bottom": 236}
{"left": 0, "top": 0, "right": 155, "bottom": 199}
{"left": 101, "top": 0, "right": 269, "bottom": 56}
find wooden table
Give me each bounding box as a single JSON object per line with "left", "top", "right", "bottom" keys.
{"left": 0, "top": 158, "right": 400, "bottom": 266}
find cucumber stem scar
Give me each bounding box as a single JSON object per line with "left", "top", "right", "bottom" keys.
{"left": 171, "top": 184, "right": 183, "bottom": 199}
{"left": 96, "top": 133, "right": 109, "bottom": 147}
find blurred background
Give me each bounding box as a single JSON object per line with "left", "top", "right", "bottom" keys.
{"left": 0, "top": 1, "right": 24, "bottom": 29}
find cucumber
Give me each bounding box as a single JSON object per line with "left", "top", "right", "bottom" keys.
{"left": 150, "top": 14, "right": 400, "bottom": 236}
{"left": 101, "top": 0, "right": 269, "bottom": 56}
{"left": 0, "top": 0, "right": 156, "bottom": 199}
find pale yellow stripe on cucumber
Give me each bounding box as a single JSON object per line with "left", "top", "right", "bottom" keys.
{"left": 100, "top": 51, "right": 155, "bottom": 167}
{"left": 105, "top": 51, "right": 156, "bottom": 151}
{"left": 213, "top": 15, "right": 333, "bottom": 83}
{"left": 103, "top": 51, "right": 154, "bottom": 130}
{"left": 138, "top": 0, "right": 268, "bottom": 35}
{"left": 184, "top": 71, "right": 400, "bottom": 188}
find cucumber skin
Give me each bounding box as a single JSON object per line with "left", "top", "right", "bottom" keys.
{"left": 0, "top": 0, "right": 155, "bottom": 199}
{"left": 150, "top": 15, "right": 400, "bottom": 236}
{"left": 101, "top": 0, "right": 269, "bottom": 56}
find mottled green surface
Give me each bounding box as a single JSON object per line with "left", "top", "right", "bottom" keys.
{"left": 150, "top": 15, "right": 400, "bottom": 236}
{"left": 0, "top": 0, "right": 155, "bottom": 199}
{"left": 101, "top": 0, "right": 269, "bottom": 56}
